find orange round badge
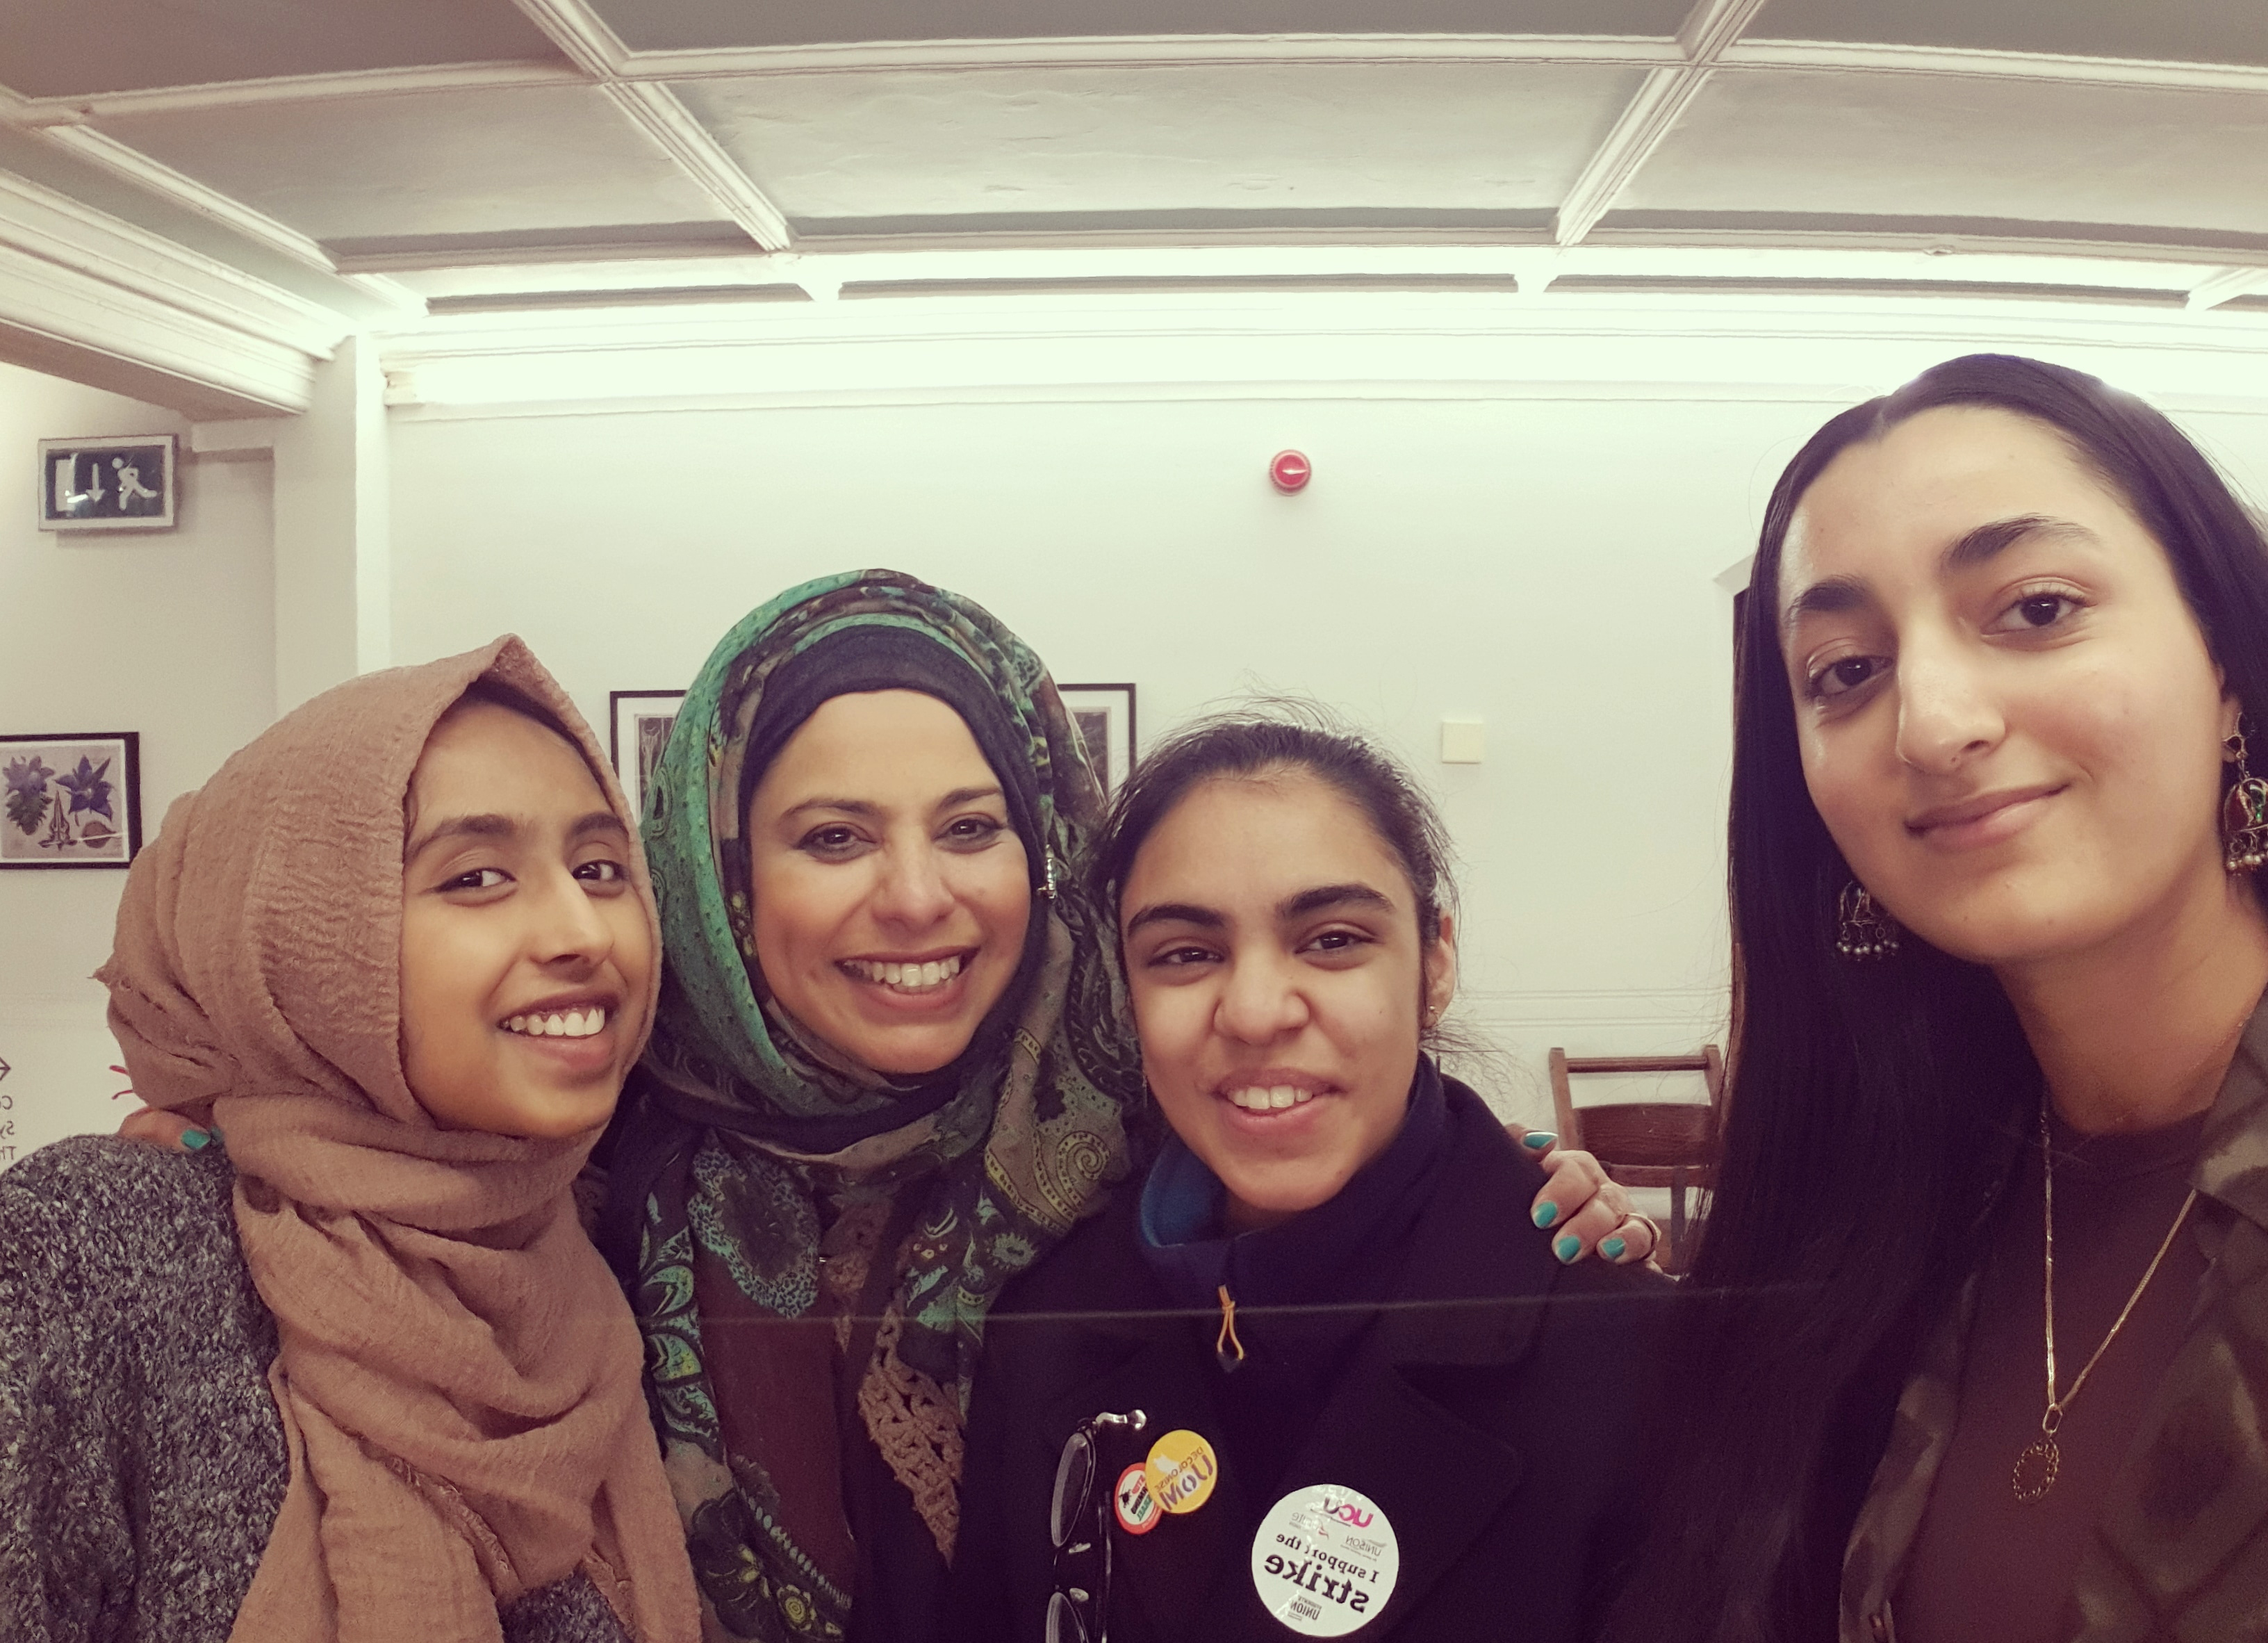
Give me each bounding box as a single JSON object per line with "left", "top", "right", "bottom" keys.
{"left": 1144, "top": 1429, "right": 1220, "bottom": 1516}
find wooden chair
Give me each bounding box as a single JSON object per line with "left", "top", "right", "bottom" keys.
{"left": 1547, "top": 1046, "right": 1725, "bottom": 1274}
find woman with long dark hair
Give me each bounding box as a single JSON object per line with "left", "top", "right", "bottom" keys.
{"left": 1613, "top": 354, "right": 2268, "bottom": 1642}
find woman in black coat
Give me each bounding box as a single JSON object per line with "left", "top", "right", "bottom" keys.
{"left": 947, "top": 716, "right": 1672, "bottom": 1643}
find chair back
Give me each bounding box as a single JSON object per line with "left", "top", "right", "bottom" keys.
{"left": 1547, "top": 1046, "right": 1725, "bottom": 1273}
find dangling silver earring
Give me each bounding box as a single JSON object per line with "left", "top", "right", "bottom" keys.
{"left": 2224, "top": 724, "right": 2268, "bottom": 875}
{"left": 1836, "top": 881, "right": 1900, "bottom": 962}
{"left": 1040, "top": 847, "right": 1060, "bottom": 899}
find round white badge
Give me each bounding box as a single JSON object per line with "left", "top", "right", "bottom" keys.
{"left": 1249, "top": 1484, "right": 1399, "bottom": 1637}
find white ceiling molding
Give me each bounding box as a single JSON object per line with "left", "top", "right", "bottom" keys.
{"left": 509, "top": 0, "right": 631, "bottom": 79}
{"left": 2, "top": 33, "right": 2255, "bottom": 115}
{"left": 509, "top": 0, "right": 791, "bottom": 250}
{"left": 1588, "top": 224, "right": 2268, "bottom": 269}
{"left": 623, "top": 34, "right": 1686, "bottom": 79}
{"left": 0, "top": 232, "right": 320, "bottom": 416}
{"left": 2188, "top": 267, "right": 2268, "bottom": 311}
{"left": 33, "top": 124, "right": 336, "bottom": 273}
{"left": 1554, "top": 0, "right": 1773, "bottom": 247}
{"left": 0, "top": 165, "right": 330, "bottom": 414}
{"left": 0, "top": 169, "right": 345, "bottom": 357}
{"left": 0, "top": 96, "right": 425, "bottom": 316}
{"left": 377, "top": 286, "right": 2268, "bottom": 421}
{"left": 1723, "top": 40, "right": 2268, "bottom": 97}
{"left": 5, "top": 61, "right": 583, "bottom": 124}
{"left": 600, "top": 81, "right": 792, "bottom": 250}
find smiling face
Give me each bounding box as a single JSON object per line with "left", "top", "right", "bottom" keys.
{"left": 1779, "top": 404, "right": 2238, "bottom": 970}
{"left": 1119, "top": 767, "right": 1456, "bottom": 1232}
{"left": 398, "top": 699, "right": 655, "bottom": 1138}
{"left": 746, "top": 689, "right": 1033, "bottom": 1076}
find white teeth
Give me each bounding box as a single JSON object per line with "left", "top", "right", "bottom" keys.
{"left": 504, "top": 1007, "right": 607, "bottom": 1039}
{"left": 1226, "top": 1086, "right": 1316, "bottom": 1112}
{"left": 846, "top": 955, "right": 965, "bottom": 992}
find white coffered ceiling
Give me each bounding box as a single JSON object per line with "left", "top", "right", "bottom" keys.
{"left": 2, "top": 0, "right": 2267, "bottom": 416}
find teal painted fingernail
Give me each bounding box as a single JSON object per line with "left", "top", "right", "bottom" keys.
{"left": 1521, "top": 1131, "right": 1556, "bottom": 1150}
{"left": 1532, "top": 1201, "right": 1558, "bottom": 1229}
{"left": 1555, "top": 1235, "right": 1581, "bottom": 1264}
{"left": 181, "top": 1128, "right": 211, "bottom": 1151}
{"left": 1602, "top": 1236, "right": 1627, "bottom": 1261}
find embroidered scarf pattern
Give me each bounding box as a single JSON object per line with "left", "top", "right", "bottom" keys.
{"left": 607, "top": 571, "right": 1142, "bottom": 1641}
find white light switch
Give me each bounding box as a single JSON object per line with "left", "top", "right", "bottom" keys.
{"left": 1440, "top": 719, "right": 1485, "bottom": 764}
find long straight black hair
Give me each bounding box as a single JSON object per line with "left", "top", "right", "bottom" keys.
{"left": 1609, "top": 354, "right": 2268, "bottom": 1641}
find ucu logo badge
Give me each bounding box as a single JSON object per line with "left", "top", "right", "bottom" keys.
{"left": 1317, "top": 1495, "right": 1373, "bottom": 1528}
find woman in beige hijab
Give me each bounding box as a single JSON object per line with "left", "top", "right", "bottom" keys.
{"left": 0, "top": 638, "right": 699, "bottom": 1643}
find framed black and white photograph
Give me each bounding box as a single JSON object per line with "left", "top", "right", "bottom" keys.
{"left": 1, "top": 733, "right": 142, "bottom": 869}
{"left": 609, "top": 691, "right": 685, "bottom": 819}
{"left": 37, "top": 436, "right": 177, "bottom": 532}
{"left": 1058, "top": 683, "right": 1137, "bottom": 794}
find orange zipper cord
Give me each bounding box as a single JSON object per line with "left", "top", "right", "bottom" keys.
{"left": 1216, "top": 1284, "right": 1246, "bottom": 1373}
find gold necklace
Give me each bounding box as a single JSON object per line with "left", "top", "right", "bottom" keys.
{"left": 2011, "top": 1102, "right": 2199, "bottom": 1503}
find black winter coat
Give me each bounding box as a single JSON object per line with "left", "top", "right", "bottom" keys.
{"left": 944, "top": 1079, "right": 1673, "bottom": 1643}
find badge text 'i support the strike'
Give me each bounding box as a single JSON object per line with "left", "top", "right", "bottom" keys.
{"left": 1250, "top": 1485, "right": 1400, "bottom": 1637}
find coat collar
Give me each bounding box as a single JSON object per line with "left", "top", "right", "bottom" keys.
{"left": 1033, "top": 1081, "right": 1575, "bottom": 1638}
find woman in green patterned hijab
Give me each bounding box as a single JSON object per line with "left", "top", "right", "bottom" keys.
{"left": 598, "top": 569, "right": 1143, "bottom": 1643}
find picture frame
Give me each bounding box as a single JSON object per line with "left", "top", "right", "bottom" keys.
{"left": 37, "top": 435, "right": 178, "bottom": 532}
{"left": 1057, "top": 683, "right": 1137, "bottom": 794}
{"left": 609, "top": 691, "right": 685, "bottom": 820}
{"left": 1, "top": 733, "right": 142, "bottom": 869}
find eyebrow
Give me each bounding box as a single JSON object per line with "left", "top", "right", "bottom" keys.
{"left": 1281, "top": 883, "right": 1394, "bottom": 920}
{"left": 406, "top": 809, "right": 622, "bottom": 859}
{"left": 1782, "top": 514, "right": 2094, "bottom": 629}
{"left": 778, "top": 785, "right": 1005, "bottom": 823}
{"left": 1122, "top": 882, "right": 1395, "bottom": 936}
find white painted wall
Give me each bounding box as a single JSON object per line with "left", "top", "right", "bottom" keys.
{"left": 0, "top": 360, "right": 274, "bottom": 1159}
{"left": 384, "top": 389, "right": 1818, "bottom": 1124}
{"left": 384, "top": 382, "right": 2268, "bottom": 1129}
{"left": 17, "top": 338, "right": 2268, "bottom": 1151}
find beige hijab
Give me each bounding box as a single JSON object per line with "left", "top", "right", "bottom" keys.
{"left": 98, "top": 637, "right": 699, "bottom": 1643}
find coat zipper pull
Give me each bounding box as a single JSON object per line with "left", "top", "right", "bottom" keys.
{"left": 1216, "top": 1284, "right": 1246, "bottom": 1374}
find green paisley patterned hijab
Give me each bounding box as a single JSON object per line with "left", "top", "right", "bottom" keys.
{"left": 600, "top": 569, "right": 1142, "bottom": 1643}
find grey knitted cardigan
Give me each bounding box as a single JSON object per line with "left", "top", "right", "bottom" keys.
{"left": 0, "top": 1136, "right": 632, "bottom": 1643}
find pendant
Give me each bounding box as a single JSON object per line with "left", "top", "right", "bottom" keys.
{"left": 2012, "top": 1437, "right": 2060, "bottom": 1503}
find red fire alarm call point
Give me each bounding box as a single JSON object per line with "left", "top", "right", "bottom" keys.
{"left": 1270, "top": 450, "right": 1312, "bottom": 493}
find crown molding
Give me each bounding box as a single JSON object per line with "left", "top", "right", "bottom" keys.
{"left": 6, "top": 60, "right": 582, "bottom": 122}
{"left": 0, "top": 167, "right": 338, "bottom": 414}
{"left": 1721, "top": 38, "right": 2268, "bottom": 95}
{"left": 599, "top": 80, "right": 791, "bottom": 250}
{"left": 7, "top": 33, "right": 2255, "bottom": 110}
{"left": 619, "top": 33, "right": 1684, "bottom": 79}
{"left": 1554, "top": 0, "right": 1772, "bottom": 246}
{"left": 0, "top": 168, "right": 343, "bottom": 352}
{"left": 34, "top": 124, "right": 335, "bottom": 272}
{"left": 374, "top": 288, "right": 2268, "bottom": 420}
{"left": 0, "top": 247, "right": 316, "bottom": 415}
{"left": 509, "top": 0, "right": 631, "bottom": 78}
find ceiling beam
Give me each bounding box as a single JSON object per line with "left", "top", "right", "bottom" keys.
{"left": 5, "top": 34, "right": 2260, "bottom": 116}
{"left": 510, "top": 0, "right": 792, "bottom": 250}
{"left": 1723, "top": 39, "right": 2268, "bottom": 95}
{"left": 0, "top": 168, "right": 336, "bottom": 414}
{"left": 8, "top": 61, "right": 581, "bottom": 123}
{"left": 1553, "top": 0, "right": 1773, "bottom": 247}
{"left": 600, "top": 81, "right": 792, "bottom": 250}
